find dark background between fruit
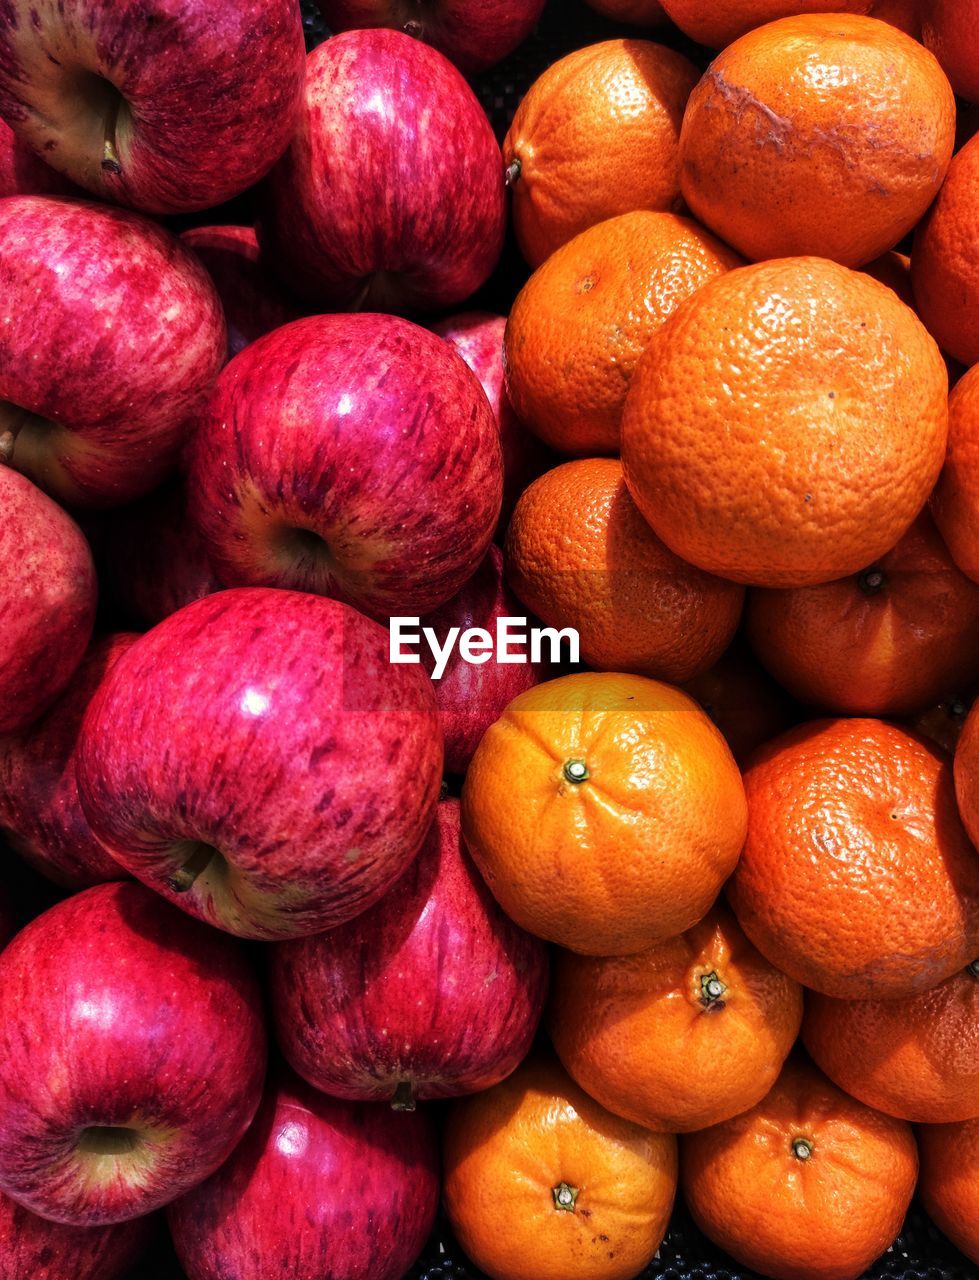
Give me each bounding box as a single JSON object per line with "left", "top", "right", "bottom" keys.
{"left": 3, "top": 2, "right": 971, "bottom": 1277}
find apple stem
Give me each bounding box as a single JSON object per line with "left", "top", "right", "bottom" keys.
{"left": 505, "top": 158, "right": 522, "bottom": 188}
{"left": 0, "top": 431, "right": 15, "bottom": 464}
{"left": 391, "top": 1081, "right": 416, "bottom": 1112}
{"left": 166, "top": 843, "right": 215, "bottom": 894}
{"left": 102, "top": 95, "right": 123, "bottom": 175}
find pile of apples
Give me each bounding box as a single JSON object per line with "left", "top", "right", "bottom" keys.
{"left": 0, "top": 0, "right": 564, "bottom": 1276}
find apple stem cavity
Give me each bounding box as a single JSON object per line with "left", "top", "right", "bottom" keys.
{"left": 0, "top": 431, "right": 15, "bottom": 464}
{"left": 166, "top": 842, "right": 218, "bottom": 894}
{"left": 504, "top": 159, "right": 522, "bottom": 188}
{"left": 102, "top": 93, "right": 123, "bottom": 175}
{"left": 391, "top": 1081, "right": 416, "bottom": 1112}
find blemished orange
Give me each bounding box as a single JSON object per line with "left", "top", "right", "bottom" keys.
{"left": 922, "top": 0, "right": 979, "bottom": 104}
{"left": 918, "top": 1120, "right": 979, "bottom": 1266}
{"left": 681, "top": 1058, "right": 918, "bottom": 1280}
{"left": 932, "top": 366, "right": 979, "bottom": 581}
{"left": 584, "top": 0, "right": 666, "bottom": 23}
{"left": 505, "top": 459, "right": 744, "bottom": 682}
{"left": 658, "top": 0, "right": 870, "bottom": 48}
{"left": 503, "top": 41, "right": 699, "bottom": 269}
{"left": 503, "top": 210, "right": 739, "bottom": 455}
{"left": 804, "top": 966, "right": 979, "bottom": 1124}
{"left": 679, "top": 15, "right": 955, "bottom": 267}
{"left": 954, "top": 700, "right": 979, "bottom": 853}
{"left": 620, "top": 257, "right": 948, "bottom": 588}
{"left": 680, "top": 641, "right": 798, "bottom": 767}
{"left": 869, "top": 0, "right": 920, "bottom": 38}
{"left": 442, "top": 1054, "right": 677, "bottom": 1280}
{"left": 745, "top": 512, "right": 979, "bottom": 716}
{"left": 729, "top": 718, "right": 979, "bottom": 999}
{"left": 549, "top": 904, "right": 803, "bottom": 1133}
{"left": 461, "top": 672, "right": 747, "bottom": 956}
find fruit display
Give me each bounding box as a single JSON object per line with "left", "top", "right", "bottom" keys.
{"left": 5, "top": 2, "right": 979, "bottom": 1278}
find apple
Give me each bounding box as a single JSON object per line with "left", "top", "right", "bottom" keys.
{"left": 186, "top": 314, "right": 502, "bottom": 620}
{"left": 75, "top": 588, "right": 444, "bottom": 940}
{"left": 0, "top": 881, "right": 266, "bottom": 1225}
{"left": 0, "top": 0, "right": 305, "bottom": 213}
{"left": 0, "top": 1191, "right": 155, "bottom": 1279}
{"left": 0, "top": 633, "right": 139, "bottom": 889}
{"left": 0, "top": 118, "right": 78, "bottom": 197}
{"left": 0, "top": 197, "right": 226, "bottom": 508}
{"left": 168, "top": 1069, "right": 439, "bottom": 1280}
{"left": 0, "top": 466, "right": 96, "bottom": 734}
{"left": 180, "top": 225, "right": 300, "bottom": 360}
{"left": 432, "top": 311, "right": 555, "bottom": 535}
{"left": 314, "top": 0, "right": 545, "bottom": 74}
{"left": 270, "top": 797, "right": 548, "bottom": 1109}
{"left": 262, "top": 29, "right": 506, "bottom": 313}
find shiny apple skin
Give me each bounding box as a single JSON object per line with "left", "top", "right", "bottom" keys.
{"left": 0, "top": 633, "right": 138, "bottom": 888}
{"left": 168, "top": 1071, "right": 439, "bottom": 1280}
{"left": 420, "top": 546, "right": 543, "bottom": 773}
{"left": 0, "top": 1191, "right": 155, "bottom": 1279}
{"left": 186, "top": 314, "right": 502, "bottom": 620}
{"left": 269, "top": 797, "right": 548, "bottom": 1105}
{"left": 262, "top": 29, "right": 506, "bottom": 313}
{"left": 0, "top": 118, "right": 78, "bottom": 196}
{"left": 0, "top": 467, "right": 97, "bottom": 734}
{"left": 315, "top": 0, "right": 545, "bottom": 74}
{"left": 75, "top": 588, "right": 444, "bottom": 940}
{"left": 0, "top": 882, "right": 266, "bottom": 1226}
{"left": 0, "top": 0, "right": 305, "bottom": 213}
{"left": 0, "top": 197, "right": 226, "bottom": 508}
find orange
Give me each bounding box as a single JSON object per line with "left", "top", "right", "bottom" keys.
{"left": 442, "top": 1053, "right": 677, "bottom": 1280}
{"left": 869, "top": 0, "right": 920, "bottom": 37}
{"left": 745, "top": 512, "right": 979, "bottom": 716}
{"left": 503, "top": 211, "right": 739, "bottom": 455}
{"left": 584, "top": 0, "right": 666, "bottom": 23}
{"left": 922, "top": 0, "right": 979, "bottom": 104}
{"left": 954, "top": 700, "right": 979, "bottom": 852}
{"left": 679, "top": 15, "right": 955, "bottom": 267}
{"left": 505, "top": 459, "right": 744, "bottom": 682}
{"left": 658, "top": 0, "right": 871, "bottom": 48}
{"left": 681, "top": 1058, "right": 918, "bottom": 1280}
{"left": 907, "top": 689, "right": 976, "bottom": 756}
{"left": 621, "top": 257, "right": 948, "bottom": 588}
{"left": 861, "top": 250, "right": 914, "bottom": 308}
{"left": 681, "top": 641, "right": 799, "bottom": 766}
{"left": 460, "top": 672, "right": 747, "bottom": 956}
{"left": 804, "top": 966, "right": 979, "bottom": 1123}
{"left": 549, "top": 903, "right": 803, "bottom": 1133}
{"left": 918, "top": 1119, "right": 979, "bottom": 1266}
{"left": 930, "top": 357, "right": 979, "bottom": 584}
{"left": 729, "top": 718, "right": 979, "bottom": 999}
{"left": 913, "top": 135, "right": 979, "bottom": 369}
{"left": 503, "top": 41, "right": 699, "bottom": 268}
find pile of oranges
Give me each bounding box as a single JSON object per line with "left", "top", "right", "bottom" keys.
{"left": 441, "top": 3, "right": 979, "bottom": 1279}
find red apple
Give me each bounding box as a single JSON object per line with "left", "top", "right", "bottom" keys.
{"left": 270, "top": 797, "right": 548, "bottom": 1109}
{"left": 168, "top": 1070, "right": 439, "bottom": 1280}
{"left": 0, "top": 633, "right": 138, "bottom": 888}
{"left": 75, "top": 588, "right": 443, "bottom": 940}
{"left": 315, "top": 0, "right": 545, "bottom": 74}
{"left": 0, "top": 466, "right": 96, "bottom": 734}
{"left": 0, "top": 881, "right": 266, "bottom": 1225}
{"left": 0, "top": 1191, "right": 155, "bottom": 1279}
{"left": 433, "top": 311, "right": 555, "bottom": 535}
{"left": 0, "top": 886, "right": 14, "bottom": 951}
{"left": 186, "top": 314, "right": 502, "bottom": 620}
{"left": 180, "top": 225, "right": 300, "bottom": 360}
{"left": 262, "top": 30, "right": 506, "bottom": 312}
{"left": 0, "top": 0, "right": 305, "bottom": 213}
{"left": 0, "top": 197, "right": 226, "bottom": 507}
{"left": 0, "top": 118, "right": 78, "bottom": 197}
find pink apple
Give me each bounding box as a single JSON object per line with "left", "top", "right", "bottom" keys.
{"left": 0, "top": 197, "right": 225, "bottom": 507}
{"left": 169, "top": 1070, "right": 439, "bottom": 1280}
{"left": 180, "top": 225, "right": 300, "bottom": 360}
{"left": 270, "top": 797, "right": 548, "bottom": 1108}
{"left": 315, "top": 0, "right": 545, "bottom": 74}
{"left": 432, "top": 311, "right": 555, "bottom": 535}
{"left": 75, "top": 588, "right": 443, "bottom": 940}
{"left": 0, "top": 633, "right": 138, "bottom": 888}
{"left": 0, "top": 881, "right": 266, "bottom": 1225}
{"left": 0, "top": 0, "right": 304, "bottom": 213}
{"left": 186, "top": 314, "right": 502, "bottom": 620}
{"left": 0, "top": 466, "right": 96, "bottom": 734}
{"left": 0, "top": 1191, "right": 155, "bottom": 1279}
{"left": 0, "top": 118, "right": 78, "bottom": 197}
{"left": 262, "top": 30, "right": 506, "bottom": 312}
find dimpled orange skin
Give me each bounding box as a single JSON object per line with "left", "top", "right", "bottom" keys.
{"left": 584, "top": 0, "right": 667, "bottom": 23}
{"left": 804, "top": 968, "right": 979, "bottom": 1124}
{"left": 681, "top": 642, "right": 798, "bottom": 767}
{"left": 745, "top": 512, "right": 979, "bottom": 716}
{"left": 504, "top": 211, "right": 740, "bottom": 456}
{"left": 681, "top": 1059, "right": 918, "bottom": 1280}
{"left": 620, "top": 258, "right": 949, "bottom": 588}
{"left": 933, "top": 368, "right": 979, "bottom": 582}
{"left": 913, "top": 137, "right": 979, "bottom": 370}
{"left": 658, "top": 0, "right": 870, "bottom": 48}
{"left": 503, "top": 41, "right": 699, "bottom": 269}
{"left": 505, "top": 459, "right": 744, "bottom": 683}
{"left": 922, "top": 0, "right": 979, "bottom": 104}
{"left": 729, "top": 719, "right": 979, "bottom": 1000}
{"left": 442, "top": 1054, "right": 677, "bottom": 1280}
{"left": 918, "top": 1120, "right": 979, "bottom": 1266}
{"left": 461, "top": 672, "right": 747, "bottom": 956}
{"left": 679, "top": 15, "right": 955, "bottom": 267}
{"left": 549, "top": 903, "right": 803, "bottom": 1134}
